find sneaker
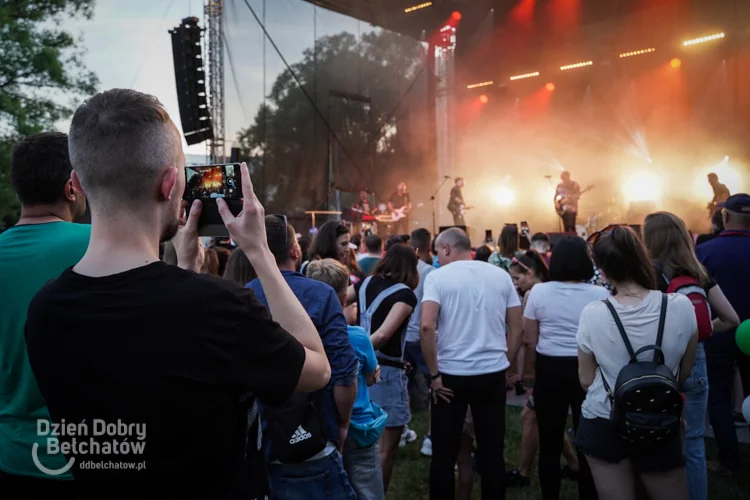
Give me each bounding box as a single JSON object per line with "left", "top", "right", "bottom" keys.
{"left": 399, "top": 426, "right": 417, "bottom": 447}
{"left": 421, "top": 435, "right": 433, "bottom": 457}
{"left": 505, "top": 469, "right": 531, "bottom": 488}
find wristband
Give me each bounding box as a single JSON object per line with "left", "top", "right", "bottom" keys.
{"left": 429, "top": 372, "right": 441, "bottom": 381}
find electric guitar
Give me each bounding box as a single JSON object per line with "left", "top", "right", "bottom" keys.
{"left": 555, "top": 185, "right": 595, "bottom": 216}
{"left": 390, "top": 202, "right": 424, "bottom": 222}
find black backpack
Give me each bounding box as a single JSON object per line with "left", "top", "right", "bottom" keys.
{"left": 601, "top": 294, "right": 683, "bottom": 445}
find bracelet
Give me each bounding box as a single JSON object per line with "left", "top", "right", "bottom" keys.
{"left": 429, "top": 372, "right": 441, "bottom": 381}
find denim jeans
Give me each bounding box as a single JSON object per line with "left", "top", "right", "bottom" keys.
{"left": 343, "top": 434, "right": 385, "bottom": 500}
{"left": 404, "top": 341, "right": 429, "bottom": 410}
{"left": 705, "top": 330, "right": 750, "bottom": 474}
{"left": 268, "top": 449, "right": 356, "bottom": 500}
{"left": 682, "top": 343, "right": 708, "bottom": 500}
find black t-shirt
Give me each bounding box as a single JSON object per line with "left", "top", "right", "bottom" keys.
{"left": 25, "top": 262, "right": 305, "bottom": 499}
{"left": 448, "top": 186, "right": 463, "bottom": 211}
{"left": 354, "top": 276, "right": 417, "bottom": 359}
{"left": 389, "top": 192, "right": 411, "bottom": 210}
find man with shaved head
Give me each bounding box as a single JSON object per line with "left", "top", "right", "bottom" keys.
{"left": 24, "top": 89, "right": 332, "bottom": 498}
{"left": 420, "top": 227, "right": 523, "bottom": 499}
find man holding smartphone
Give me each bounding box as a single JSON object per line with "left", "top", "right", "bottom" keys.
{"left": 25, "top": 89, "right": 332, "bottom": 499}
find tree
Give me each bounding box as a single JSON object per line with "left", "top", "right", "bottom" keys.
{"left": 236, "top": 29, "right": 426, "bottom": 216}
{"left": 0, "top": 0, "right": 98, "bottom": 229}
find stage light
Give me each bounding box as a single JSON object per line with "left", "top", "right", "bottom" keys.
{"left": 560, "top": 61, "right": 593, "bottom": 71}
{"left": 479, "top": 95, "right": 489, "bottom": 104}
{"left": 452, "top": 11, "right": 462, "bottom": 21}
{"left": 467, "top": 81, "right": 494, "bottom": 89}
{"left": 619, "top": 48, "right": 656, "bottom": 58}
{"left": 509, "top": 72, "right": 540, "bottom": 81}
{"left": 622, "top": 171, "right": 662, "bottom": 203}
{"left": 670, "top": 58, "right": 682, "bottom": 68}
{"left": 494, "top": 186, "right": 515, "bottom": 207}
{"left": 546, "top": 82, "right": 556, "bottom": 92}
{"left": 683, "top": 32, "right": 725, "bottom": 47}
{"left": 404, "top": 2, "right": 432, "bottom": 13}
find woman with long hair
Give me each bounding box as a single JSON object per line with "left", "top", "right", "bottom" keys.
{"left": 523, "top": 237, "right": 610, "bottom": 500}
{"left": 577, "top": 226, "right": 699, "bottom": 500}
{"left": 308, "top": 220, "right": 364, "bottom": 283}
{"left": 489, "top": 224, "right": 522, "bottom": 272}
{"left": 222, "top": 247, "right": 257, "bottom": 286}
{"left": 643, "top": 212, "right": 739, "bottom": 500}
{"left": 507, "top": 251, "right": 578, "bottom": 487}
{"left": 354, "top": 244, "right": 418, "bottom": 494}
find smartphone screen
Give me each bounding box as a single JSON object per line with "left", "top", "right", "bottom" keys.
{"left": 184, "top": 163, "right": 241, "bottom": 202}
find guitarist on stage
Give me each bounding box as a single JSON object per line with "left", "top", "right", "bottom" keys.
{"left": 388, "top": 182, "right": 412, "bottom": 235}
{"left": 555, "top": 171, "right": 582, "bottom": 232}
{"left": 447, "top": 177, "right": 467, "bottom": 226}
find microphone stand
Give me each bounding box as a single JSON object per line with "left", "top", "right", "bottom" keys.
{"left": 431, "top": 176, "right": 451, "bottom": 235}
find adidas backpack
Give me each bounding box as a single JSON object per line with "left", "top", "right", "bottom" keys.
{"left": 664, "top": 274, "right": 713, "bottom": 341}
{"left": 601, "top": 295, "right": 683, "bottom": 445}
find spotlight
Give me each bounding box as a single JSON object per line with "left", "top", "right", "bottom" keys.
{"left": 452, "top": 11, "right": 462, "bottom": 21}
{"left": 560, "top": 61, "right": 593, "bottom": 71}
{"left": 683, "top": 32, "right": 725, "bottom": 47}
{"left": 404, "top": 2, "right": 432, "bottom": 13}
{"left": 509, "top": 71, "right": 540, "bottom": 81}
{"left": 670, "top": 58, "right": 682, "bottom": 68}
{"left": 619, "top": 48, "right": 656, "bottom": 58}
{"left": 467, "top": 81, "right": 494, "bottom": 89}
{"left": 623, "top": 172, "right": 662, "bottom": 203}
{"left": 479, "top": 95, "right": 489, "bottom": 104}
{"left": 494, "top": 186, "right": 515, "bottom": 206}
{"left": 546, "top": 82, "right": 556, "bottom": 92}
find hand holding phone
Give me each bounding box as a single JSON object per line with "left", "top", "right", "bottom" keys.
{"left": 183, "top": 163, "right": 243, "bottom": 236}
{"left": 216, "top": 162, "right": 269, "bottom": 256}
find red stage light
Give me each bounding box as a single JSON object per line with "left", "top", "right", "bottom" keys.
{"left": 670, "top": 58, "right": 682, "bottom": 69}
{"left": 480, "top": 95, "right": 489, "bottom": 104}
{"left": 452, "top": 11, "right": 462, "bottom": 21}
{"left": 546, "top": 83, "right": 556, "bottom": 92}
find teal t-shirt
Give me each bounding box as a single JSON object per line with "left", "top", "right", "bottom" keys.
{"left": 358, "top": 257, "right": 380, "bottom": 277}
{"left": 347, "top": 326, "right": 379, "bottom": 426}
{"left": 0, "top": 221, "right": 90, "bottom": 478}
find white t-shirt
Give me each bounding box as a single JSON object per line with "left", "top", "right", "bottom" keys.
{"left": 422, "top": 260, "right": 521, "bottom": 376}
{"left": 524, "top": 282, "right": 610, "bottom": 357}
{"left": 577, "top": 291, "right": 697, "bottom": 420}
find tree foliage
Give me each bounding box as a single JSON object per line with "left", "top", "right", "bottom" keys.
{"left": 0, "top": 0, "right": 98, "bottom": 228}
{"left": 237, "top": 29, "right": 425, "bottom": 216}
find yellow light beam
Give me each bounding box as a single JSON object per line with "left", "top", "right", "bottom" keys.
{"left": 683, "top": 32, "right": 725, "bottom": 47}
{"left": 619, "top": 48, "right": 656, "bottom": 58}
{"left": 560, "top": 61, "right": 593, "bottom": 71}
{"left": 509, "top": 72, "right": 540, "bottom": 81}
{"left": 466, "top": 81, "right": 494, "bottom": 89}
{"left": 405, "top": 2, "right": 432, "bottom": 13}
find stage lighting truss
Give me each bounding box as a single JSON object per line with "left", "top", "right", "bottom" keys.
{"left": 509, "top": 72, "right": 540, "bottom": 81}
{"left": 405, "top": 2, "right": 432, "bottom": 14}
{"left": 560, "top": 61, "right": 593, "bottom": 71}
{"left": 683, "top": 33, "right": 725, "bottom": 47}
{"left": 619, "top": 48, "right": 656, "bottom": 58}
{"left": 467, "top": 81, "right": 494, "bottom": 89}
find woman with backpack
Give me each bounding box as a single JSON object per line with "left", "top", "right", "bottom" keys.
{"left": 353, "top": 244, "right": 418, "bottom": 493}
{"left": 577, "top": 225, "right": 699, "bottom": 500}
{"left": 643, "top": 212, "right": 740, "bottom": 500}
{"left": 523, "top": 237, "right": 610, "bottom": 500}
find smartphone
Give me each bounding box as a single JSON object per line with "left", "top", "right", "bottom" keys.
{"left": 183, "top": 163, "right": 243, "bottom": 237}
{"left": 520, "top": 221, "right": 531, "bottom": 250}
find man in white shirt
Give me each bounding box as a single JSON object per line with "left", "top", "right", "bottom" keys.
{"left": 420, "top": 228, "right": 523, "bottom": 500}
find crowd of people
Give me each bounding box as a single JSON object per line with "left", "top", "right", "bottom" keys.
{"left": 0, "top": 88, "right": 749, "bottom": 500}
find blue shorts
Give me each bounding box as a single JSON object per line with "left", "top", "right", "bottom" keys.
{"left": 369, "top": 365, "right": 411, "bottom": 428}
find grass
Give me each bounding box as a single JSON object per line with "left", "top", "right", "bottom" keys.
{"left": 387, "top": 406, "right": 750, "bottom": 500}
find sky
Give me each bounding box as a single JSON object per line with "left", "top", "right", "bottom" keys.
{"left": 62, "top": 0, "right": 367, "bottom": 158}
